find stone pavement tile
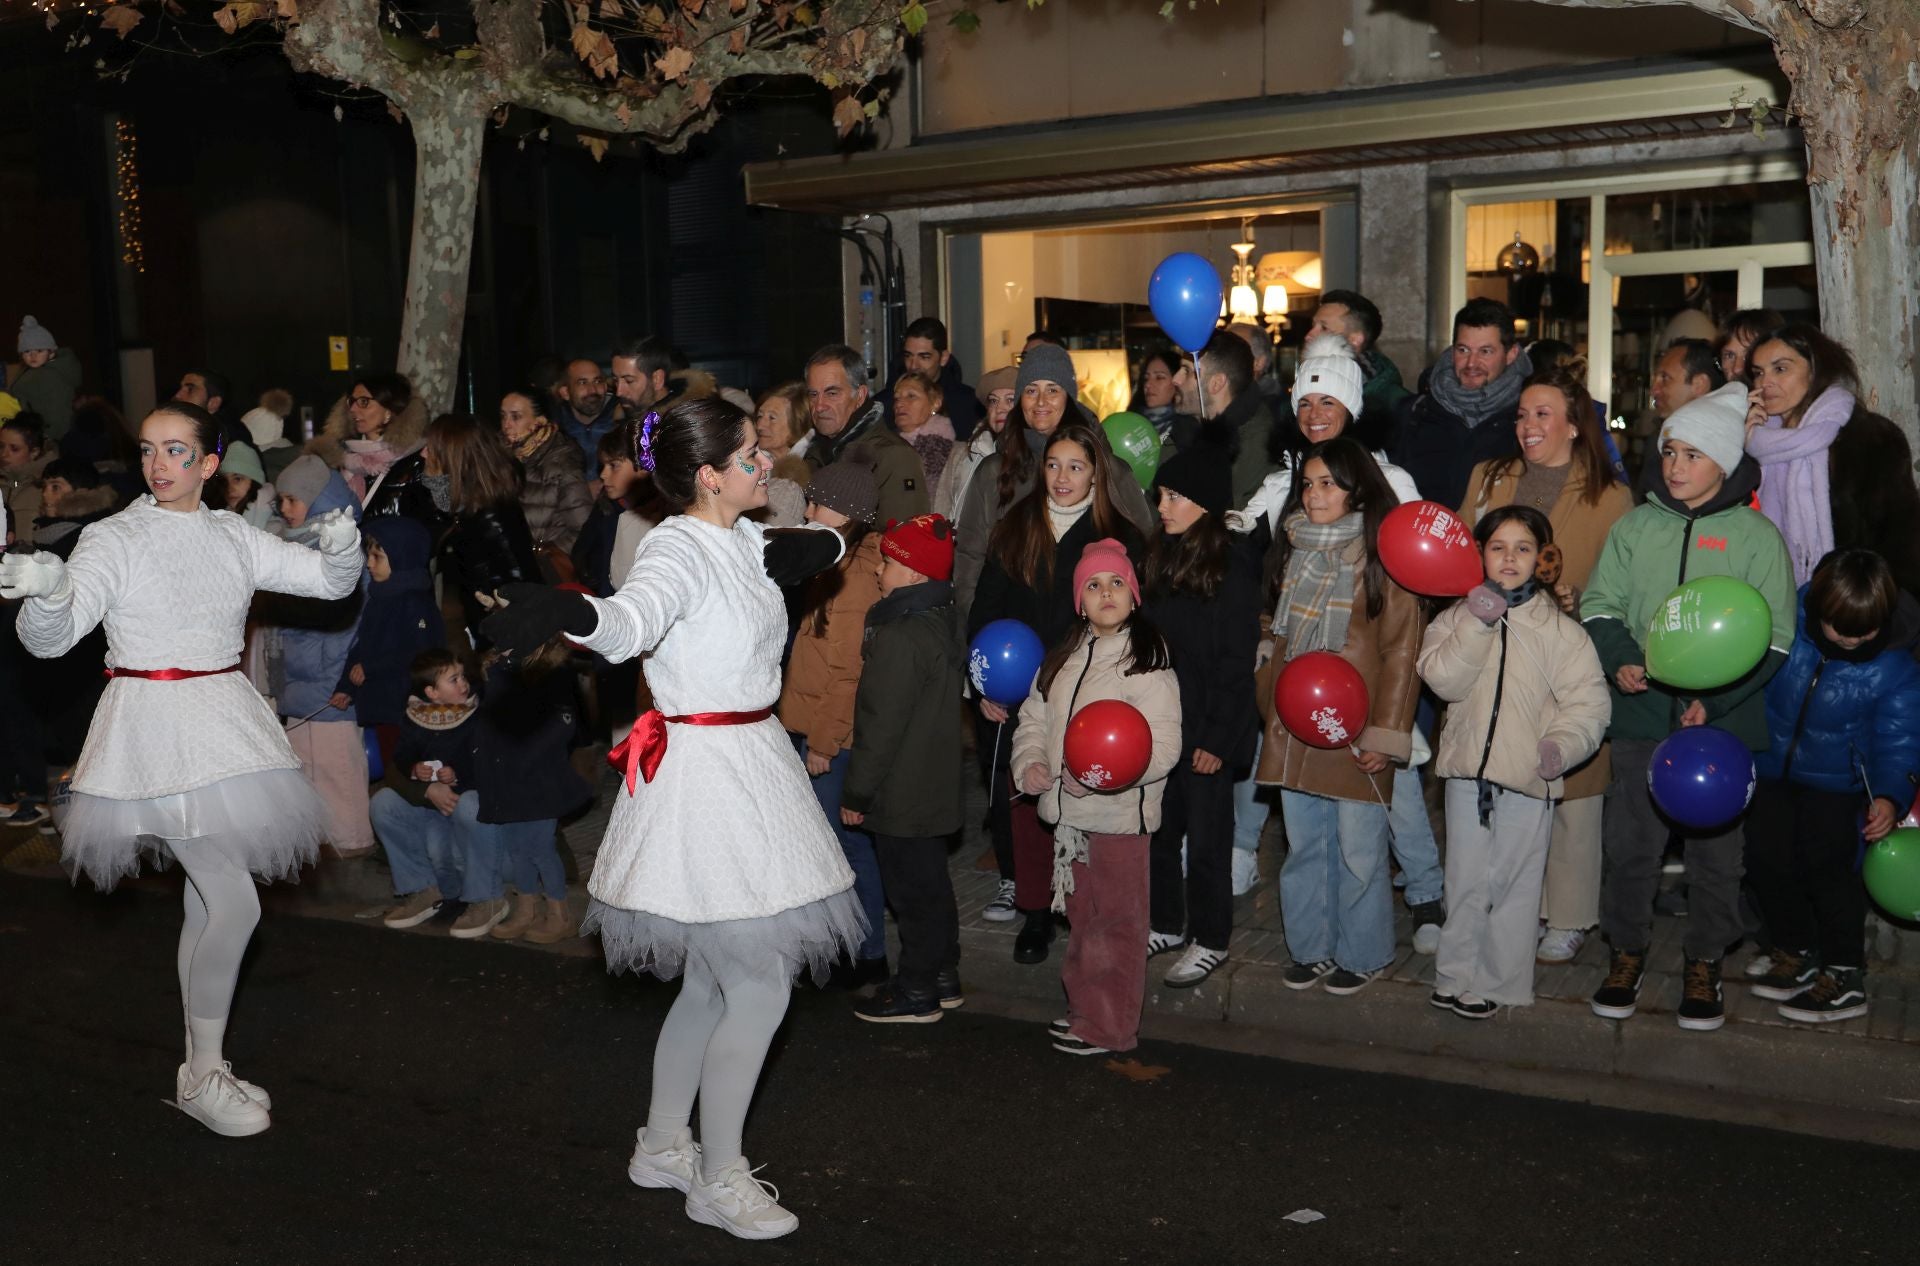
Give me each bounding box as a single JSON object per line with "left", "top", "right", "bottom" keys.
{"left": 1143, "top": 968, "right": 1230, "bottom": 1023}
{"left": 1866, "top": 1000, "right": 1904, "bottom": 1042}
{"left": 1864, "top": 972, "right": 1906, "bottom": 999}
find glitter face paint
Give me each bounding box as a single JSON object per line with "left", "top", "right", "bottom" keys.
{"left": 734, "top": 456, "right": 759, "bottom": 476}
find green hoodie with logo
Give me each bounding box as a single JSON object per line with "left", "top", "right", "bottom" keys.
{"left": 1578, "top": 456, "right": 1796, "bottom": 749}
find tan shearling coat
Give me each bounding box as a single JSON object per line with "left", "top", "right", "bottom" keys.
{"left": 777, "top": 534, "right": 886, "bottom": 759}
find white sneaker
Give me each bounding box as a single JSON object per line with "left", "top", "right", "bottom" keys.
{"left": 1536, "top": 926, "right": 1586, "bottom": 964}
{"left": 1163, "top": 942, "right": 1228, "bottom": 988}
{"left": 1230, "top": 849, "right": 1260, "bottom": 896}
{"left": 1145, "top": 930, "right": 1185, "bottom": 957}
{"left": 184, "top": 1039, "right": 271, "bottom": 1110}
{"left": 175, "top": 1064, "right": 271, "bottom": 1138}
{"left": 1411, "top": 921, "right": 1441, "bottom": 956}
{"left": 628, "top": 1127, "right": 701, "bottom": 1194}
{"left": 1743, "top": 951, "right": 1775, "bottom": 979}
{"left": 981, "top": 879, "right": 1018, "bottom": 922}
{"left": 685, "top": 1159, "right": 799, "bottom": 1240}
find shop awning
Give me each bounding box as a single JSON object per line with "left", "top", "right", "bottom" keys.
{"left": 744, "top": 59, "right": 1788, "bottom": 214}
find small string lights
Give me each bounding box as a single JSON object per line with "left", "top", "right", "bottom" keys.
{"left": 115, "top": 118, "right": 146, "bottom": 274}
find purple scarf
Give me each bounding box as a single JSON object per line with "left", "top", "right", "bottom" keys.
{"left": 1746, "top": 384, "right": 1852, "bottom": 585}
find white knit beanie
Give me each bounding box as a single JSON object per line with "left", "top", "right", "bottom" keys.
{"left": 1659, "top": 381, "right": 1749, "bottom": 479}
{"left": 1290, "top": 332, "right": 1366, "bottom": 419}
{"left": 242, "top": 407, "right": 286, "bottom": 449}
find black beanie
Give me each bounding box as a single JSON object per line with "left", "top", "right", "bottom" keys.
{"left": 1154, "top": 444, "right": 1233, "bottom": 517}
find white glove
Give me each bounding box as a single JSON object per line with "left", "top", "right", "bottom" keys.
{"left": 1224, "top": 510, "right": 1257, "bottom": 534}
{"left": 0, "top": 551, "right": 69, "bottom": 601}
{"left": 311, "top": 507, "right": 361, "bottom": 556}
{"left": 1254, "top": 638, "right": 1275, "bottom": 671}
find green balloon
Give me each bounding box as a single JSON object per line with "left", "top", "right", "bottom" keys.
{"left": 1102, "top": 412, "right": 1161, "bottom": 490}
{"left": 1864, "top": 827, "right": 1920, "bottom": 921}
{"left": 1644, "top": 575, "right": 1772, "bottom": 691}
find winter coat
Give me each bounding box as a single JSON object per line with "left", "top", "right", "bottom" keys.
{"left": 1827, "top": 405, "right": 1920, "bottom": 598}
{"left": 903, "top": 430, "right": 956, "bottom": 501}
{"left": 9, "top": 350, "right": 81, "bottom": 440}
{"left": 517, "top": 427, "right": 593, "bottom": 553}
{"left": 361, "top": 451, "right": 442, "bottom": 528}
{"left": 440, "top": 501, "right": 542, "bottom": 639}
{"left": 778, "top": 534, "right": 886, "bottom": 759}
{"left": 803, "top": 399, "right": 931, "bottom": 533}
{"left": 1214, "top": 388, "right": 1276, "bottom": 510}
{"left": 1255, "top": 572, "right": 1423, "bottom": 803}
{"left": 384, "top": 696, "right": 479, "bottom": 807}
{"left": 968, "top": 510, "right": 1148, "bottom": 655}
{"left": 555, "top": 399, "right": 620, "bottom": 480}
{"left": 339, "top": 516, "right": 445, "bottom": 727}
{"left": 1392, "top": 384, "right": 1526, "bottom": 511}
{"left": 1419, "top": 590, "right": 1611, "bottom": 800}
{"left": 1361, "top": 350, "right": 1412, "bottom": 426}
{"left": 1579, "top": 457, "right": 1796, "bottom": 749}
{"left": 1757, "top": 587, "right": 1920, "bottom": 797}
{"left": 30, "top": 484, "right": 119, "bottom": 559}
{"left": 1010, "top": 627, "right": 1183, "bottom": 835}
{"left": 1460, "top": 458, "right": 1633, "bottom": 599}
{"left": 469, "top": 660, "right": 593, "bottom": 825}
{"left": 935, "top": 426, "right": 999, "bottom": 524}
{"left": 1151, "top": 537, "right": 1262, "bottom": 770}
{"left": 273, "top": 470, "right": 366, "bottom": 724}
{"left": 308, "top": 393, "right": 431, "bottom": 505}
{"left": 840, "top": 580, "right": 965, "bottom": 837}
{"left": 571, "top": 493, "right": 626, "bottom": 597}
{"left": 953, "top": 427, "right": 1157, "bottom": 623}
{"left": 3, "top": 442, "right": 54, "bottom": 548}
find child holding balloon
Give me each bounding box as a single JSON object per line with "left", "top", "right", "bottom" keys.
{"left": 1011, "top": 539, "right": 1181, "bottom": 1055}
{"left": 1580, "top": 385, "right": 1795, "bottom": 1032}
{"left": 1747, "top": 550, "right": 1920, "bottom": 1023}
{"left": 1417, "top": 506, "right": 1611, "bottom": 1017}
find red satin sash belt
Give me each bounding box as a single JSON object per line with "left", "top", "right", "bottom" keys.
{"left": 104, "top": 663, "right": 243, "bottom": 681}
{"left": 609, "top": 706, "right": 776, "bottom": 793}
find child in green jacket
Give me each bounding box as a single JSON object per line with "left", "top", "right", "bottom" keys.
{"left": 1580, "top": 382, "right": 1794, "bottom": 1033}
{"left": 841, "top": 514, "right": 965, "bottom": 1024}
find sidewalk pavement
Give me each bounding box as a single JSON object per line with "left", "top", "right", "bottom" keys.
{"left": 10, "top": 756, "right": 1919, "bottom": 1147}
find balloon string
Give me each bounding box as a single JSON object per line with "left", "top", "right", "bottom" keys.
{"left": 1348, "top": 745, "right": 1393, "bottom": 812}
{"left": 1192, "top": 350, "right": 1210, "bottom": 421}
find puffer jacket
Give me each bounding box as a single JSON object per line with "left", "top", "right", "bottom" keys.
{"left": 840, "top": 579, "right": 965, "bottom": 837}
{"left": 1419, "top": 589, "right": 1611, "bottom": 799}
{"left": 517, "top": 427, "right": 593, "bottom": 552}
{"left": 1010, "top": 627, "right": 1182, "bottom": 835}
{"left": 30, "top": 484, "right": 119, "bottom": 558}
{"left": 274, "top": 469, "right": 365, "bottom": 723}
{"left": 469, "top": 659, "right": 593, "bottom": 826}
{"left": 1757, "top": 587, "right": 1920, "bottom": 796}
{"left": 338, "top": 515, "right": 445, "bottom": 726}
{"left": 441, "top": 501, "right": 541, "bottom": 641}
{"left": 778, "top": 534, "right": 886, "bottom": 758}
{"left": 308, "top": 393, "right": 430, "bottom": 504}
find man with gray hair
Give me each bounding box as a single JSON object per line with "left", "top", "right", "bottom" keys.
{"left": 804, "top": 344, "right": 929, "bottom": 529}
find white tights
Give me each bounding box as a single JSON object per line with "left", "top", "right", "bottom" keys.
{"left": 172, "top": 838, "right": 261, "bottom": 1081}
{"left": 641, "top": 956, "right": 791, "bottom": 1180}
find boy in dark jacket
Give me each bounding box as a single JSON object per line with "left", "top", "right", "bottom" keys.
{"left": 32, "top": 456, "right": 120, "bottom": 559}
{"left": 338, "top": 516, "right": 445, "bottom": 760}
{"left": 842, "top": 514, "right": 965, "bottom": 1023}
{"left": 370, "top": 649, "right": 480, "bottom": 928}
{"left": 1748, "top": 551, "right": 1920, "bottom": 1023}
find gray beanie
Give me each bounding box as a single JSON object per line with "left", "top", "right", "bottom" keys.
{"left": 219, "top": 441, "right": 266, "bottom": 486}
{"left": 18, "top": 316, "right": 56, "bottom": 355}
{"left": 277, "top": 454, "right": 332, "bottom": 505}
{"left": 1016, "top": 344, "right": 1078, "bottom": 401}
{"left": 803, "top": 460, "right": 879, "bottom": 525}
{"left": 1659, "top": 381, "right": 1749, "bottom": 481}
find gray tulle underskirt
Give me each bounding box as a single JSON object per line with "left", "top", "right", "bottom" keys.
{"left": 583, "top": 886, "right": 868, "bottom": 987}
{"left": 55, "top": 767, "right": 328, "bottom": 891}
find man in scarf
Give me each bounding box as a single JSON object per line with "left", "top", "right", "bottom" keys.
{"left": 1392, "top": 299, "right": 1534, "bottom": 509}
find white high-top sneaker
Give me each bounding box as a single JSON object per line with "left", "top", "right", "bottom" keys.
{"left": 684, "top": 1159, "right": 799, "bottom": 1240}
{"left": 175, "top": 1064, "right": 271, "bottom": 1137}
{"left": 628, "top": 1127, "right": 701, "bottom": 1194}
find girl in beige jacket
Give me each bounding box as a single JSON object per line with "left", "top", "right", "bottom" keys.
{"left": 1418, "top": 506, "right": 1610, "bottom": 1016}
{"left": 1011, "top": 539, "right": 1181, "bottom": 1055}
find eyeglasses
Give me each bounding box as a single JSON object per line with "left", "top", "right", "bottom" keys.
{"left": 348, "top": 395, "right": 377, "bottom": 408}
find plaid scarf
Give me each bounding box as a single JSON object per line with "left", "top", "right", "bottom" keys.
{"left": 1278, "top": 510, "right": 1365, "bottom": 657}
{"left": 510, "top": 418, "right": 557, "bottom": 463}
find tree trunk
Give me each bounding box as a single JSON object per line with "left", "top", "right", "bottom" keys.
{"left": 396, "top": 89, "right": 491, "bottom": 414}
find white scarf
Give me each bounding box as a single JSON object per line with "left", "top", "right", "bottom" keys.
{"left": 1046, "top": 493, "right": 1093, "bottom": 542}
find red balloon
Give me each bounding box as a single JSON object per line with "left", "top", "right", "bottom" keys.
{"left": 1378, "top": 500, "right": 1481, "bottom": 597}
{"left": 1275, "top": 651, "right": 1371, "bottom": 750}
{"left": 1062, "top": 699, "right": 1153, "bottom": 791}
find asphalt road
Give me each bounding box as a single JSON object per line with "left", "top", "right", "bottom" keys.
{"left": 2, "top": 871, "right": 1910, "bottom": 1265}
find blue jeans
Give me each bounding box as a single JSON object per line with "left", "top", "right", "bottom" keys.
{"left": 796, "top": 736, "right": 886, "bottom": 962}
{"left": 1231, "top": 733, "right": 1270, "bottom": 855}
{"left": 370, "top": 787, "right": 461, "bottom": 897}
{"left": 443, "top": 792, "right": 553, "bottom": 903}
{"left": 1278, "top": 788, "right": 1394, "bottom": 973}
{"left": 1389, "top": 764, "right": 1444, "bottom": 907}
{"left": 504, "top": 819, "right": 566, "bottom": 899}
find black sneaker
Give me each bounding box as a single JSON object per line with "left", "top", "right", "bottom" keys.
{"left": 1282, "top": 959, "right": 1336, "bottom": 990}
{"left": 1013, "top": 911, "right": 1054, "bottom": 965}
{"left": 1051, "top": 1032, "right": 1110, "bottom": 1056}
{"left": 1778, "top": 966, "right": 1868, "bottom": 1024}
{"left": 1677, "top": 956, "right": 1725, "bottom": 1032}
{"left": 935, "top": 967, "right": 964, "bottom": 1010}
{"left": 1322, "top": 968, "right": 1378, "bottom": 996}
{"left": 1451, "top": 994, "right": 1498, "bottom": 1020}
{"left": 826, "top": 954, "right": 890, "bottom": 992}
{"left": 853, "top": 983, "right": 942, "bottom": 1025}
{"left": 3, "top": 803, "right": 49, "bottom": 828}
{"left": 1428, "top": 990, "right": 1457, "bottom": 1010}
{"left": 1748, "top": 947, "right": 1819, "bottom": 1001}
{"left": 1590, "top": 947, "right": 1648, "bottom": 1019}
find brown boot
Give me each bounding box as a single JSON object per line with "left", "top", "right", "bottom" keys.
{"left": 524, "top": 897, "right": 576, "bottom": 945}
{"left": 491, "top": 895, "right": 540, "bottom": 941}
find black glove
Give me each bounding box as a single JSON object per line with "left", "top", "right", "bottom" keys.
{"left": 763, "top": 525, "right": 845, "bottom": 587}
{"left": 480, "top": 582, "right": 597, "bottom": 658}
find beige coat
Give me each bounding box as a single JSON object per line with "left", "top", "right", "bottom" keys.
{"left": 1418, "top": 594, "right": 1611, "bottom": 800}
{"left": 1010, "top": 629, "right": 1182, "bottom": 836}
{"left": 777, "top": 534, "right": 886, "bottom": 758}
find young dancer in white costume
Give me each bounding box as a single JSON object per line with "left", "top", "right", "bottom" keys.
{"left": 1, "top": 401, "right": 361, "bottom": 1137}
{"left": 484, "top": 396, "right": 862, "bottom": 1241}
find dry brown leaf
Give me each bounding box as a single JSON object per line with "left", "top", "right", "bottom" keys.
{"left": 275, "top": 0, "right": 297, "bottom": 17}
{"left": 689, "top": 78, "right": 713, "bottom": 109}
{"left": 849, "top": 26, "right": 866, "bottom": 60}
{"left": 831, "top": 95, "right": 864, "bottom": 135}
{"left": 582, "top": 133, "right": 610, "bottom": 163}
{"left": 727, "top": 25, "right": 745, "bottom": 54}
{"left": 598, "top": 0, "right": 620, "bottom": 16}
{"left": 729, "top": 0, "right": 745, "bottom": 11}
{"left": 678, "top": 0, "right": 704, "bottom": 16}
{"left": 99, "top": 5, "right": 143, "bottom": 37}
{"left": 641, "top": 3, "right": 666, "bottom": 27}
{"left": 614, "top": 100, "right": 633, "bottom": 127}
{"left": 656, "top": 44, "right": 694, "bottom": 81}
{"left": 424, "top": 21, "right": 440, "bottom": 38}
{"left": 571, "top": 23, "right": 619, "bottom": 78}
{"left": 1105, "top": 1058, "right": 1172, "bottom": 1083}
{"left": 211, "top": 1, "right": 270, "bottom": 34}
{"left": 386, "top": 101, "right": 405, "bottom": 124}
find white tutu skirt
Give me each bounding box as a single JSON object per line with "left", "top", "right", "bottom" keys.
{"left": 584, "top": 886, "right": 868, "bottom": 987}
{"left": 56, "top": 767, "right": 330, "bottom": 891}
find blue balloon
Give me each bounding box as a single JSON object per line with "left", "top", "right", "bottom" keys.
{"left": 364, "top": 727, "right": 384, "bottom": 783}
{"left": 1648, "top": 726, "right": 1755, "bottom": 830}
{"left": 1148, "top": 252, "right": 1224, "bottom": 354}
{"left": 968, "top": 619, "right": 1046, "bottom": 708}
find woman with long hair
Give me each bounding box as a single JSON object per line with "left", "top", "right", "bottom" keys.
{"left": 935, "top": 364, "right": 1015, "bottom": 522}
{"left": 419, "top": 413, "right": 541, "bottom": 644}
{"left": 499, "top": 386, "right": 593, "bottom": 555}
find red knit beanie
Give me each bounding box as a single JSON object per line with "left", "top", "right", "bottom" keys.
{"left": 880, "top": 513, "right": 954, "bottom": 581}
{"left": 1072, "top": 537, "right": 1140, "bottom": 612}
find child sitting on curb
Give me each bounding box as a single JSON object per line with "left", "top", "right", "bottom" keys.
{"left": 371, "top": 649, "right": 480, "bottom": 928}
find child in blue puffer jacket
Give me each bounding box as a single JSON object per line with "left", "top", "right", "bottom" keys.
{"left": 1747, "top": 549, "right": 1920, "bottom": 1025}
{"left": 337, "top": 515, "right": 444, "bottom": 764}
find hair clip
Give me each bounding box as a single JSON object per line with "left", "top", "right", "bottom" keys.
{"left": 636, "top": 410, "right": 659, "bottom": 472}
